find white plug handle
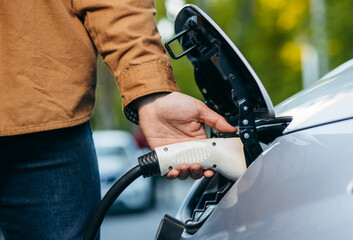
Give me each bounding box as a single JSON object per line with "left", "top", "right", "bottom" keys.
{"left": 155, "top": 138, "right": 246, "bottom": 181}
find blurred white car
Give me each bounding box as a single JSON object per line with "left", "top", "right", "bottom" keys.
{"left": 93, "top": 130, "right": 155, "bottom": 213}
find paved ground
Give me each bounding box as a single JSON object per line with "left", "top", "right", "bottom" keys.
{"left": 101, "top": 178, "right": 194, "bottom": 240}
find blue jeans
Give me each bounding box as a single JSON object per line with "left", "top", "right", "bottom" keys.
{"left": 0, "top": 122, "right": 101, "bottom": 240}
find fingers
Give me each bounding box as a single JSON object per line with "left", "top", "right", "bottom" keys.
{"left": 190, "top": 163, "right": 203, "bottom": 179}
{"left": 203, "top": 169, "right": 215, "bottom": 178}
{"left": 177, "top": 164, "right": 190, "bottom": 180}
{"left": 197, "top": 101, "right": 237, "bottom": 133}
{"left": 165, "top": 163, "right": 215, "bottom": 180}
{"left": 190, "top": 163, "right": 214, "bottom": 179}
{"left": 165, "top": 164, "right": 194, "bottom": 180}
{"left": 166, "top": 169, "right": 179, "bottom": 180}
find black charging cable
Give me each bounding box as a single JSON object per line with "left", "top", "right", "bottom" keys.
{"left": 83, "top": 151, "right": 160, "bottom": 240}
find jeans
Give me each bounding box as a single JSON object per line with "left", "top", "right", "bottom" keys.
{"left": 0, "top": 122, "right": 101, "bottom": 240}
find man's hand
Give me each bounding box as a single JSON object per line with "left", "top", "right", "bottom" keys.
{"left": 137, "top": 92, "right": 237, "bottom": 179}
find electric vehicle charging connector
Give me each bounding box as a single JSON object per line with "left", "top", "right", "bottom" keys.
{"left": 139, "top": 137, "right": 246, "bottom": 181}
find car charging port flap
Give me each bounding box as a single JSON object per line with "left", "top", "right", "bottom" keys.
{"left": 184, "top": 174, "right": 233, "bottom": 234}
{"left": 154, "top": 214, "right": 185, "bottom": 240}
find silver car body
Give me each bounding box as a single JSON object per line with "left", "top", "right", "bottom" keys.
{"left": 179, "top": 59, "right": 353, "bottom": 239}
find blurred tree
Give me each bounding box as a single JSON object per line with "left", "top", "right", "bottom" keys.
{"left": 325, "top": 0, "right": 353, "bottom": 68}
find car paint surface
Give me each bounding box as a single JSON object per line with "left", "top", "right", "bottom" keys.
{"left": 276, "top": 59, "right": 353, "bottom": 134}
{"left": 183, "top": 118, "right": 353, "bottom": 239}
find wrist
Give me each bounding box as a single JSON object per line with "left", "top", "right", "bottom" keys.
{"left": 136, "top": 92, "right": 170, "bottom": 111}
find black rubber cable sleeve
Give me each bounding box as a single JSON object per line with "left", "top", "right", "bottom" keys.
{"left": 83, "top": 165, "right": 143, "bottom": 240}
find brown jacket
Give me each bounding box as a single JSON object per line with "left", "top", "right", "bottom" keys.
{"left": 0, "top": 0, "right": 179, "bottom": 136}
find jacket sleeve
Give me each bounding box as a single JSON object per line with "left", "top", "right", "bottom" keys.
{"left": 72, "top": 0, "right": 179, "bottom": 123}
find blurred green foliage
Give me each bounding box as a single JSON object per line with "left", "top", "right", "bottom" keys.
{"left": 91, "top": 0, "right": 353, "bottom": 131}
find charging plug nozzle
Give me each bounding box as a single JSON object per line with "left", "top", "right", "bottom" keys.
{"left": 138, "top": 137, "right": 247, "bottom": 181}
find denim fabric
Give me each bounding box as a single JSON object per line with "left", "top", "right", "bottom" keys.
{"left": 0, "top": 122, "right": 101, "bottom": 240}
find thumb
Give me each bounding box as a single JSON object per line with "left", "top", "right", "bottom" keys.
{"left": 197, "top": 101, "right": 237, "bottom": 133}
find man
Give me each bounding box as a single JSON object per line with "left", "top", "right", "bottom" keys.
{"left": 0, "top": 0, "right": 236, "bottom": 239}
